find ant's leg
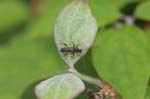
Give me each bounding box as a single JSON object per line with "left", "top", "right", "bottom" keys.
{"left": 72, "top": 44, "right": 76, "bottom": 56}
{"left": 77, "top": 51, "right": 83, "bottom": 57}
{"left": 72, "top": 51, "right": 75, "bottom": 56}
{"left": 63, "top": 43, "right": 68, "bottom": 47}
{"left": 71, "top": 41, "right": 77, "bottom": 48}
{"left": 71, "top": 41, "right": 74, "bottom": 46}
{"left": 75, "top": 43, "right": 79, "bottom": 49}
{"left": 72, "top": 42, "right": 76, "bottom": 48}
{"left": 57, "top": 43, "right": 68, "bottom": 47}
{"left": 63, "top": 52, "right": 68, "bottom": 57}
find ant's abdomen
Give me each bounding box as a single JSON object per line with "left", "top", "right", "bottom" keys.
{"left": 60, "top": 48, "right": 74, "bottom": 53}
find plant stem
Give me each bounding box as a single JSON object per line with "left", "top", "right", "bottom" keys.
{"left": 69, "top": 68, "right": 104, "bottom": 88}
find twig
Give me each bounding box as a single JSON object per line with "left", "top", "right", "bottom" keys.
{"left": 69, "top": 68, "right": 104, "bottom": 88}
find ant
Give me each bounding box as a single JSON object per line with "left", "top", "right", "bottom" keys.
{"left": 59, "top": 43, "right": 82, "bottom": 56}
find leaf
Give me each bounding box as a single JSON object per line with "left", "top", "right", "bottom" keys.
{"left": 146, "top": 86, "right": 150, "bottom": 99}
{"left": 0, "top": 34, "right": 67, "bottom": 99}
{"left": 89, "top": 0, "right": 146, "bottom": 27}
{"left": 89, "top": 0, "right": 120, "bottom": 27}
{"left": 26, "top": 17, "right": 54, "bottom": 38}
{"left": 135, "top": 1, "right": 150, "bottom": 20}
{"left": 26, "top": 0, "right": 70, "bottom": 38}
{"left": 54, "top": 0, "right": 98, "bottom": 67}
{"left": 35, "top": 73, "right": 85, "bottom": 99}
{"left": 41, "top": 0, "right": 69, "bottom": 17}
{"left": 0, "top": 2, "right": 29, "bottom": 33}
{"left": 92, "top": 26, "right": 149, "bottom": 99}
{"left": 107, "top": 0, "right": 144, "bottom": 8}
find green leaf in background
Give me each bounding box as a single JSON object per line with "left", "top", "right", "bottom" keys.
{"left": 26, "top": 0, "right": 70, "bottom": 38}
{"left": 54, "top": 0, "right": 98, "bottom": 67}
{"left": 26, "top": 18, "right": 54, "bottom": 38}
{"left": 89, "top": 0, "right": 143, "bottom": 10}
{"left": 108, "top": 0, "right": 138, "bottom": 8}
{"left": 135, "top": 1, "right": 150, "bottom": 20}
{"left": 92, "top": 26, "right": 149, "bottom": 99}
{"left": 35, "top": 73, "right": 85, "bottom": 99}
{"left": 146, "top": 86, "right": 150, "bottom": 99}
{"left": 26, "top": 0, "right": 143, "bottom": 38}
{"left": 100, "top": 0, "right": 143, "bottom": 8}
{"left": 89, "top": 0, "right": 146, "bottom": 27}
{"left": 0, "top": 2, "right": 29, "bottom": 33}
{"left": 41, "top": 0, "right": 69, "bottom": 17}
{"left": 89, "top": 0, "right": 120, "bottom": 27}
{"left": 0, "top": 34, "right": 67, "bottom": 99}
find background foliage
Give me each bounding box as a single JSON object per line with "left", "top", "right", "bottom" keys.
{"left": 0, "top": 0, "right": 149, "bottom": 99}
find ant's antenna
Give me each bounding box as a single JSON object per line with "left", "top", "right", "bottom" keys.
{"left": 56, "top": 43, "right": 68, "bottom": 47}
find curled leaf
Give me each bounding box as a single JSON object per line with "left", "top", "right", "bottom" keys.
{"left": 35, "top": 73, "right": 85, "bottom": 99}
{"left": 54, "top": 0, "right": 98, "bottom": 67}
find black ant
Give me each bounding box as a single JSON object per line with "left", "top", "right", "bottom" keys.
{"left": 59, "top": 43, "right": 82, "bottom": 56}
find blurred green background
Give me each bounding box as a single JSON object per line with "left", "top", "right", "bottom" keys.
{"left": 0, "top": 0, "right": 150, "bottom": 99}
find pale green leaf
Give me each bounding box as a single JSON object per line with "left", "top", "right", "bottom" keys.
{"left": 92, "top": 26, "right": 149, "bottom": 99}
{"left": 35, "top": 73, "right": 85, "bottom": 99}
{"left": 135, "top": 1, "right": 150, "bottom": 20}
{"left": 54, "top": 0, "right": 98, "bottom": 67}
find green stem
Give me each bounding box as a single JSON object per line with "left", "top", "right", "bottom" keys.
{"left": 69, "top": 68, "right": 104, "bottom": 88}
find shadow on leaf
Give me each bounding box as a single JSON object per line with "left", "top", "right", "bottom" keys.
{"left": 20, "top": 78, "right": 47, "bottom": 99}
